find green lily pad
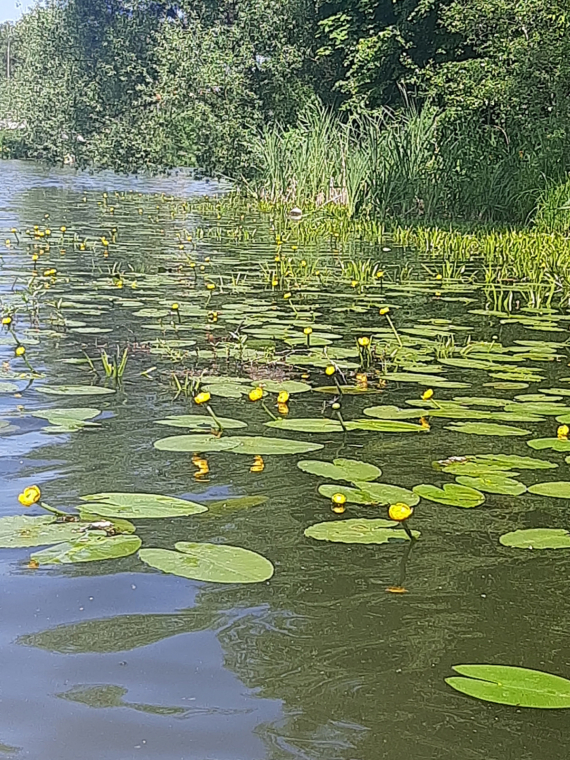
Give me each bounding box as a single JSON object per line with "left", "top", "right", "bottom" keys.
{"left": 412, "top": 483, "right": 485, "bottom": 508}
{"left": 527, "top": 438, "right": 570, "bottom": 451}
{"left": 472, "top": 454, "right": 557, "bottom": 470}
{"left": 138, "top": 542, "right": 274, "bottom": 583}
{"left": 37, "top": 385, "right": 115, "bottom": 396}
{"left": 79, "top": 492, "right": 208, "bottom": 519}
{"left": 265, "top": 418, "right": 343, "bottom": 433}
{"left": 348, "top": 419, "right": 427, "bottom": 432}
{"left": 528, "top": 482, "right": 570, "bottom": 498}
{"left": 363, "top": 405, "right": 430, "bottom": 420}
{"left": 500, "top": 528, "right": 570, "bottom": 549}
{"left": 254, "top": 380, "right": 312, "bottom": 394}
{"left": 0, "top": 515, "right": 84, "bottom": 548}
{"left": 504, "top": 402, "right": 569, "bottom": 416}
{"left": 297, "top": 458, "right": 381, "bottom": 482}
{"left": 154, "top": 433, "right": 322, "bottom": 455}
{"left": 304, "top": 518, "right": 419, "bottom": 544}
{"left": 319, "top": 482, "right": 419, "bottom": 507}
{"left": 31, "top": 534, "right": 141, "bottom": 564}
{"left": 446, "top": 422, "right": 530, "bottom": 436}
{"left": 31, "top": 408, "right": 101, "bottom": 423}
{"left": 446, "top": 664, "right": 570, "bottom": 708}
{"left": 456, "top": 474, "right": 527, "bottom": 495}
{"left": 155, "top": 415, "right": 247, "bottom": 430}
{"left": 203, "top": 383, "right": 245, "bottom": 398}
{"left": 452, "top": 397, "right": 508, "bottom": 407}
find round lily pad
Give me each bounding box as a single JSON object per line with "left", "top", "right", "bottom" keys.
{"left": 304, "top": 518, "right": 419, "bottom": 544}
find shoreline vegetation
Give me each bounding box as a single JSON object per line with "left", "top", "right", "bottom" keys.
{"left": 2, "top": 0, "right": 570, "bottom": 275}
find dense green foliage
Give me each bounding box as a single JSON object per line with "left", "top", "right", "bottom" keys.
{"left": 2, "top": 0, "right": 570, "bottom": 224}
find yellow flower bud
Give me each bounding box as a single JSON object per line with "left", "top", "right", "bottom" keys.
{"left": 2, "top": 316, "right": 12, "bottom": 326}
{"left": 379, "top": 307, "right": 390, "bottom": 315}
{"left": 171, "top": 303, "right": 179, "bottom": 310}
{"left": 283, "top": 292, "right": 291, "bottom": 299}
{"left": 557, "top": 424, "right": 569, "bottom": 440}
{"left": 325, "top": 365, "right": 336, "bottom": 376}
{"left": 357, "top": 336, "right": 370, "bottom": 347}
{"left": 277, "top": 391, "right": 290, "bottom": 404}
{"left": 422, "top": 389, "right": 434, "bottom": 401}
{"left": 249, "top": 387, "right": 264, "bottom": 402}
{"left": 332, "top": 493, "right": 347, "bottom": 505}
{"left": 18, "top": 485, "right": 41, "bottom": 507}
{"left": 303, "top": 327, "right": 313, "bottom": 336}
{"left": 206, "top": 283, "right": 215, "bottom": 290}
{"left": 388, "top": 503, "right": 413, "bottom": 522}
{"left": 15, "top": 345, "right": 25, "bottom": 357}
{"left": 60, "top": 226, "right": 66, "bottom": 232}
{"left": 194, "top": 391, "right": 211, "bottom": 405}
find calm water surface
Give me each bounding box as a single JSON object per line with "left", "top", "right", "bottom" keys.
{"left": 0, "top": 160, "right": 569, "bottom": 759}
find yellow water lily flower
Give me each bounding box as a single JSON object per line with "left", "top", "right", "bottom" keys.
{"left": 194, "top": 391, "right": 211, "bottom": 405}
{"left": 388, "top": 503, "right": 413, "bottom": 522}
{"left": 422, "top": 388, "right": 434, "bottom": 401}
{"left": 2, "top": 316, "right": 12, "bottom": 326}
{"left": 277, "top": 390, "right": 290, "bottom": 404}
{"left": 379, "top": 307, "right": 390, "bottom": 315}
{"left": 18, "top": 485, "right": 41, "bottom": 507}
{"left": 303, "top": 327, "right": 313, "bottom": 335}
{"left": 357, "top": 336, "right": 370, "bottom": 347}
{"left": 171, "top": 303, "right": 179, "bottom": 311}
{"left": 15, "top": 345, "right": 25, "bottom": 357}
{"left": 249, "top": 387, "right": 264, "bottom": 402}
{"left": 283, "top": 292, "right": 291, "bottom": 300}
{"left": 325, "top": 365, "right": 336, "bottom": 376}
{"left": 206, "top": 283, "right": 216, "bottom": 291}
{"left": 557, "top": 424, "right": 569, "bottom": 440}
{"left": 331, "top": 492, "right": 347, "bottom": 514}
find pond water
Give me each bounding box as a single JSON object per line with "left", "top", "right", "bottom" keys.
{"left": 1, "top": 159, "right": 570, "bottom": 759}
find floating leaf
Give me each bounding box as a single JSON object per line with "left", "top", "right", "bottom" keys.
{"left": 254, "top": 380, "right": 312, "bottom": 394}
{"left": 413, "top": 483, "right": 484, "bottom": 508}
{"left": 528, "top": 438, "right": 570, "bottom": 451}
{"left": 528, "top": 482, "right": 570, "bottom": 498}
{"left": 79, "top": 492, "right": 207, "bottom": 519}
{"left": 472, "top": 454, "right": 557, "bottom": 470}
{"left": 319, "top": 482, "right": 419, "bottom": 507}
{"left": 446, "top": 664, "right": 570, "bottom": 708}
{"left": 348, "top": 419, "right": 427, "bottom": 432}
{"left": 446, "top": 422, "right": 530, "bottom": 436}
{"left": 0, "top": 515, "right": 84, "bottom": 548}
{"left": 452, "top": 397, "right": 508, "bottom": 408}
{"left": 499, "top": 528, "right": 570, "bottom": 549}
{"left": 154, "top": 433, "right": 322, "bottom": 455}
{"left": 139, "top": 542, "right": 274, "bottom": 583}
{"left": 203, "top": 383, "right": 245, "bottom": 398}
{"left": 265, "top": 417, "right": 343, "bottom": 433}
{"left": 304, "top": 518, "right": 419, "bottom": 544}
{"left": 154, "top": 435, "right": 241, "bottom": 453}
{"left": 456, "top": 474, "right": 527, "bottom": 495}
{"left": 504, "top": 402, "right": 569, "bottom": 416}
{"left": 297, "top": 458, "right": 381, "bottom": 482}
{"left": 363, "top": 405, "right": 430, "bottom": 420}
{"left": 31, "top": 408, "right": 101, "bottom": 423}
{"left": 37, "top": 385, "right": 115, "bottom": 396}
{"left": 31, "top": 534, "right": 141, "bottom": 564}
{"left": 155, "top": 415, "right": 247, "bottom": 430}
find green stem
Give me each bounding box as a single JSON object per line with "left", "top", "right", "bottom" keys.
{"left": 261, "top": 400, "right": 278, "bottom": 420}
{"left": 206, "top": 404, "right": 224, "bottom": 433}
{"left": 386, "top": 314, "right": 402, "bottom": 347}
{"left": 39, "top": 501, "right": 71, "bottom": 517}
{"left": 335, "top": 409, "right": 348, "bottom": 432}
